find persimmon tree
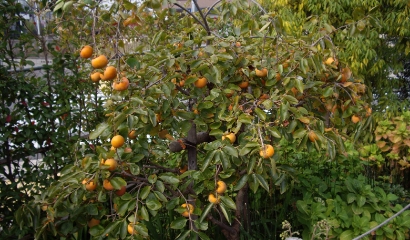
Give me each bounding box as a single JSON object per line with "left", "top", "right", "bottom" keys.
{"left": 15, "top": 0, "right": 372, "bottom": 239}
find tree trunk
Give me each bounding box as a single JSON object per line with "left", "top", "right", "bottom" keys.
{"left": 219, "top": 184, "right": 249, "bottom": 240}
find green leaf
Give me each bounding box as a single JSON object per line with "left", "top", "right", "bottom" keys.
{"left": 239, "top": 147, "right": 252, "bottom": 156}
{"left": 89, "top": 122, "right": 110, "bottom": 140}
{"left": 120, "top": 220, "right": 128, "bottom": 239}
{"left": 86, "top": 204, "right": 98, "bottom": 215}
{"left": 134, "top": 223, "right": 149, "bottom": 237}
{"left": 254, "top": 107, "right": 266, "bottom": 121}
{"left": 238, "top": 113, "right": 253, "bottom": 124}
{"left": 347, "top": 193, "right": 356, "bottom": 204}
{"left": 339, "top": 230, "right": 354, "bottom": 240}
{"left": 140, "top": 206, "right": 150, "bottom": 221}
{"left": 267, "top": 127, "right": 282, "bottom": 138}
{"left": 255, "top": 174, "right": 269, "bottom": 192}
{"left": 175, "top": 110, "right": 195, "bottom": 120}
{"left": 176, "top": 230, "right": 191, "bottom": 240}
{"left": 295, "top": 78, "right": 304, "bottom": 93}
{"left": 198, "top": 231, "right": 210, "bottom": 240}
{"left": 220, "top": 196, "right": 236, "bottom": 210}
{"left": 296, "top": 200, "right": 310, "bottom": 216}
{"left": 154, "top": 191, "right": 168, "bottom": 202}
{"left": 129, "top": 163, "right": 140, "bottom": 175}
{"left": 387, "top": 193, "right": 398, "bottom": 201}
{"left": 146, "top": 198, "right": 162, "bottom": 210}
{"left": 247, "top": 157, "right": 256, "bottom": 174}
{"left": 219, "top": 203, "right": 231, "bottom": 224}
{"left": 170, "top": 217, "right": 188, "bottom": 229}
{"left": 220, "top": 150, "right": 231, "bottom": 170}
{"left": 223, "top": 145, "right": 238, "bottom": 158}
{"left": 100, "top": 221, "right": 120, "bottom": 237}
{"left": 293, "top": 129, "right": 307, "bottom": 139}
{"left": 199, "top": 203, "right": 214, "bottom": 223}
{"left": 283, "top": 95, "right": 298, "bottom": 105}
{"left": 234, "top": 174, "right": 248, "bottom": 191}
{"left": 53, "top": 0, "right": 65, "bottom": 11}
{"left": 201, "top": 150, "right": 216, "bottom": 172}
{"left": 159, "top": 173, "right": 180, "bottom": 185}
{"left": 62, "top": 1, "right": 73, "bottom": 11}
{"left": 110, "top": 177, "right": 127, "bottom": 190}
{"left": 139, "top": 186, "right": 151, "bottom": 200}
{"left": 127, "top": 57, "right": 140, "bottom": 69}
{"left": 357, "top": 195, "right": 366, "bottom": 207}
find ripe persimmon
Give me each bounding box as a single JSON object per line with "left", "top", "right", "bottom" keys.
{"left": 128, "top": 130, "right": 137, "bottom": 139}
{"left": 216, "top": 180, "right": 227, "bottom": 194}
{"left": 181, "top": 203, "right": 194, "bottom": 217}
{"left": 255, "top": 68, "right": 268, "bottom": 77}
{"left": 194, "top": 77, "right": 207, "bottom": 88}
{"left": 87, "top": 218, "right": 100, "bottom": 228}
{"left": 104, "top": 158, "right": 118, "bottom": 171}
{"left": 80, "top": 45, "right": 93, "bottom": 58}
{"left": 222, "top": 133, "right": 236, "bottom": 144}
{"left": 259, "top": 144, "right": 274, "bottom": 158}
{"left": 238, "top": 81, "right": 249, "bottom": 89}
{"left": 351, "top": 115, "right": 360, "bottom": 123}
{"left": 308, "top": 131, "right": 319, "bottom": 142}
{"left": 103, "top": 179, "right": 114, "bottom": 190}
{"left": 100, "top": 66, "right": 117, "bottom": 81}
{"left": 90, "top": 72, "right": 101, "bottom": 82}
{"left": 83, "top": 178, "right": 97, "bottom": 191}
{"left": 91, "top": 55, "right": 108, "bottom": 69}
{"left": 208, "top": 193, "right": 220, "bottom": 204}
{"left": 113, "top": 77, "right": 129, "bottom": 91}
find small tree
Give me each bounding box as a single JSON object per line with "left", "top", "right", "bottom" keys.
{"left": 0, "top": 0, "right": 104, "bottom": 238}
{"left": 15, "top": 0, "right": 370, "bottom": 239}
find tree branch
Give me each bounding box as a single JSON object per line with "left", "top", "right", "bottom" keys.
{"left": 207, "top": 215, "right": 236, "bottom": 234}
{"left": 174, "top": 3, "right": 207, "bottom": 31}
{"left": 169, "top": 132, "right": 214, "bottom": 152}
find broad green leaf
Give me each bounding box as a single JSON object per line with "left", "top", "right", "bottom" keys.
{"left": 255, "top": 174, "right": 269, "bottom": 192}
{"left": 296, "top": 200, "right": 310, "bottom": 216}
{"left": 223, "top": 145, "right": 238, "bottom": 158}
{"left": 170, "top": 217, "right": 188, "bottom": 229}
{"left": 254, "top": 107, "right": 266, "bottom": 121}
{"left": 293, "top": 129, "right": 307, "bottom": 139}
{"left": 100, "top": 221, "right": 120, "bottom": 237}
{"left": 387, "top": 193, "right": 398, "bottom": 201}
{"left": 220, "top": 151, "right": 231, "bottom": 170}
{"left": 159, "top": 173, "right": 180, "bottom": 184}
{"left": 139, "top": 186, "right": 151, "bottom": 200}
{"left": 339, "top": 230, "right": 354, "bottom": 240}
{"left": 120, "top": 220, "right": 128, "bottom": 239}
{"left": 234, "top": 174, "right": 248, "bottom": 191}
{"left": 357, "top": 195, "right": 366, "bottom": 207}
{"left": 283, "top": 95, "right": 298, "bottom": 105}
{"left": 247, "top": 157, "right": 256, "bottom": 174}
{"left": 220, "top": 196, "right": 236, "bottom": 210}
{"left": 134, "top": 223, "right": 149, "bottom": 237}
{"left": 219, "top": 203, "right": 231, "bottom": 224}
{"left": 110, "top": 177, "right": 126, "bottom": 190}
{"left": 140, "top": 206, "right": 149, "bottom": 221}
{"left": 176, "top": 230, "right": 191, "bottom": 240}
{"left": 199, "top": 203, "right": 214, "bottom": 223}
{"left": 89, "top": 122, "right": 110, "bottom": 140}
{"left": 198, "top": 231, "right": 210, "bottom": 240}
{"left": 146, "top": 198, "right": 162, "bottom": 210}
{"left": 201, "top": 150, "right": 216, "bottom": 172}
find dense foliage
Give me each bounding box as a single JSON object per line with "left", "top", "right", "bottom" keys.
{"left": 0, "top": 0, "right": 105, "bottom": 238}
